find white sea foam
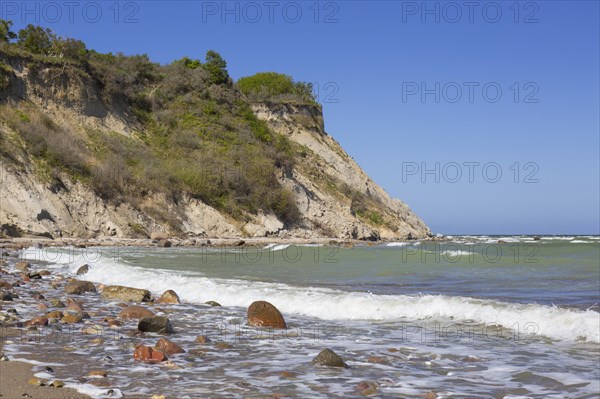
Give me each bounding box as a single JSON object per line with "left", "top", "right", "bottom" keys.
{"left": 440, "top": 250, "right": 473, "bottom": 257}
{"left": 262, "top": 243, "right": 291, "bottom": 251}
{"left": 66, "top": 383, "right": 123, "bottom": 399}
{"left": 386, "top": 242, "right": 409, "bottom": 247}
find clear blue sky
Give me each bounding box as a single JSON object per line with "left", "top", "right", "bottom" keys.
{"left": 5, "top": 1, "right": 599, "bottom": 234}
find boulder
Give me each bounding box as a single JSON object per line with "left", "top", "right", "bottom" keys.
{"left": 134, "top": 345, "right": 168, "bottom": 363}
{"left": 101, "top": 285, "right": 151, "bottom": 302}
{"left": 25, "top": 316, "right": 48, "bottom": 327}
{"left": 28, "top": 272, "right": 42, "bottom": 280}
{"left": 157, "top": 290, "right": 180, "bottom": 304}
{"left": 61, "top": 313, "right": 83, "bottom": 324}
{"left": 155, "top": 338, "right": 185, "bottom": 355}
{"left": 76, "top": 264, "right": 90, "bottom": 275}
{"left": 64, "top": 281, "right": 96, "bottom": 295}
{"left": 158, "top": 239, "right": 172, "bottom": 248}
{"left": 46, "top": 310, "right": 64, "bottom": 319}
{"left": 119, "top": 305, "right": 155, "bottom": 319}
{"left": 311, "top": 348, "right": 349, "bottom": 368}
{"left": 205, "top": 301, "right": 221, "bottom": 307}
{"left": 138, "top": 316, "right": 174, "bottom": 334}
{"left": 247, "top": 301, "right": 286, "bottom": 329}
{"left": 15, "top": 261, "right": 30, "bottom": 272}
{"left": 0, "top": 280, "right": 11, "bottom": 289}
{"left": 66, "top": 298, "right": 84, "bottom": 311}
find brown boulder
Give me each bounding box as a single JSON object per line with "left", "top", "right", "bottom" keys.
{"left": 66, "top": 298, "right": 84, "bottom": 311}
{"left": 101, "top": 285, "right": 151, "bottom": 302}
{"left": 64, "top": 281, "right": 96, "bottom": 295}
{"left": 247, "top": 301, "right": 286, "bottom": 329}
{"left": 205, "top": 301, "right": 221, "bottom": 307}
{"left": 61, "top": 313, "right": 83, "bottom": 324}
{"left": 0, "top": 280, "right": 11, "bottom": 289}
{"left": 25, "top": 316, "right": 48, "bottom": 327}
{"left": 155, "top": 338, "right": 185, "bottom": 355}
{"left": 46, "top": 310, "right": 64, "bottom": 319}
{"left": 133, "top": 345, "right": 168, "bottom": 363}
{"left": 119, "top": 305, "right": 155, "bottom": 320}
{"left": 157, "top": 290, "right": 180, "bottom": 304}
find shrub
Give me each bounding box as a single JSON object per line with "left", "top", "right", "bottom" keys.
{"left": 237, "top": 72, "right": 316, "bottom": 104}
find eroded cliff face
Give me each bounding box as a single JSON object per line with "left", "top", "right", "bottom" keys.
{"left": 252, "top": 103, "right": 430, "bottom": 240}
{"left": 0, "top": 54, "right": 430, "bottom": 240}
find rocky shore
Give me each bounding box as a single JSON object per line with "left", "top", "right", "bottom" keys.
{"left": 0, "top": 239, "right": 443, "bottom": 398}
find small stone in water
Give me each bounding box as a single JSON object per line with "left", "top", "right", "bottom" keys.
{"left": 88, "top": 370, "right": 108, "bottom": 378}
{"left": 0, "top": 355, "right": 9, "bottom": 361}
{"left": 51, "top": 380, "right": 65, "bottom": 388}
{"left": 28, "top": 378, "right": 45, "bottom": 386}
{"left": 45, "top": 366, "right": 54, "bottom": 373}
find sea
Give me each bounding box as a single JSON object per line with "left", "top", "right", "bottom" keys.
{"left": 4, "top": 235, "right": 599, "bottom": 398}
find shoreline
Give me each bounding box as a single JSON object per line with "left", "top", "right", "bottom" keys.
{"left": 0, "top": 328, "right": 93, "bottom": 399}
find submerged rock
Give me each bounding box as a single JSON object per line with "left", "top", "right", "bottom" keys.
{"left": 205, "top": 300, "right": 221, "bottom": 307}
{"left": 156, "top": 338, "right": 185, "bottom": 355}
{"left": 119, "top": 305, "right": 155, "bottom": 319}
{"left": 134, "top": 345, "right": 168, "bottom": 363}
{"left": 49, "top": 298, "right": 65, "bottom": 308}
{"left": 356, "top": 381, "right": 379, "bottom": 396}
{"left": 64, "top": 280, "right": 96, "bottom": 295}
{"left": 138, "top": 316, "right": 174, "bottom": 334}
{"left": 196, "top": 335, "right": 211, "bottom": 344}
{"left": 247, "top": 301, "right": 286, "bottom": 329}
{"left": 101, "top": 285, "right": 151, "bottom": 302}
{"left": 157, "top": 289, "right": 180, "bottom": 304}
{"left": 0, "top": 290, "right": 13, "bottom": 301}
{"left": 311, "top": 349, "right": 349, "bottom": 368}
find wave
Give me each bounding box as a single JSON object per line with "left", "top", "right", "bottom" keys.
{"left": 20, "top": 247, "right": 598, "bottom": 344}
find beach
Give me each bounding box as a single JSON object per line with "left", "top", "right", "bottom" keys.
{"left": 0, "top": 236, "right": 599, "bottom": 398}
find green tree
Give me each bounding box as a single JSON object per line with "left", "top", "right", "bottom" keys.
{"left": 203, "top": 50, "right": 229, "bottom": 85}
{"left": 52, "top": 37, "right": 87, "bottom": 60}
{"left": 17, "top": 25, "right": 55, "bottom": 54}
{"left": 0, "top": 19, "right": 16, "bottom": 43}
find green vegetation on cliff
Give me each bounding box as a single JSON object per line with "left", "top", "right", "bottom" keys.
{"left": 0, "top": 20, "right": 309, "bottom": 227}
